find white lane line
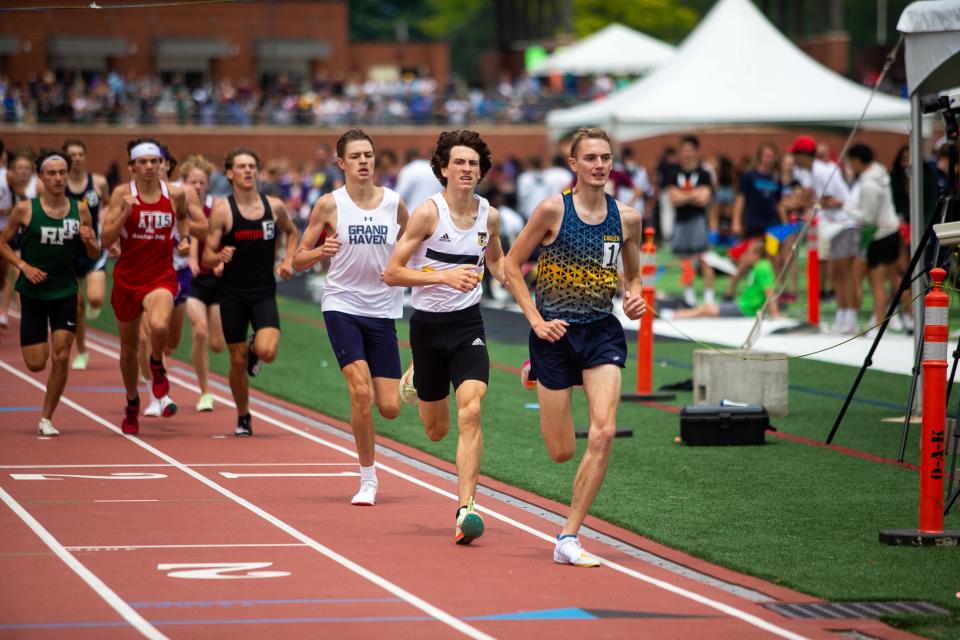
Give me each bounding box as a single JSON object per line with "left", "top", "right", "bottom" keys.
{"left": 0, "top": 486, "right": 167, "bottom": 640}
{"left": 67, "top": 543, "right": 308, "bottom": 551}
{"left": 0, "top": 463, "right": 357, "bottom": 469}
{"left": 76, "top": 336, "right": 810, "bottom": 640}
{"left": 0, "top": 360, "right": 493, "bottom": 640}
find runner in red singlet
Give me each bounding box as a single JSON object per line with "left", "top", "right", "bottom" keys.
{"left": 100, "top": 138, "right": 206, "bottom": 435}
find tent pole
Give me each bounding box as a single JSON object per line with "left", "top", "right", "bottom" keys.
{"left": 910, "top": 93, "right": 924, "bottom": 415}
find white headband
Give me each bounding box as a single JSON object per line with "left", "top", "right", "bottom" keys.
{"left": 39, "top": 154, "right": 67, "bottom": 172}
{"left": 130, "top": 142, "right": 162, "bottom": 161}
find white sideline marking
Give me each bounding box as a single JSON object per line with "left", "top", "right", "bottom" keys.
{"left": 67, "top": 543, "right": 308, "bottom": 551}
{"left": 0, "top": 360, "right": 493, "bottom": 640}
{"left": 74, "top": 336, "right": 810, "bottom": 640}
{"left": 0, "top": 486, "right": 167, "bottom": 640}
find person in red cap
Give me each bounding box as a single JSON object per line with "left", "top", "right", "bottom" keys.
{"left": 789, "top": 134, "right": 857, "bottom": 333}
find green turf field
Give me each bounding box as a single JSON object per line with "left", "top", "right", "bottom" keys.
{"left": 86, "top": 261, "right": 958, "bottom": 639}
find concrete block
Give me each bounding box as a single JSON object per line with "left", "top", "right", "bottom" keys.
{"left": 693, "top": 349, "right": 789, "bottom": 416}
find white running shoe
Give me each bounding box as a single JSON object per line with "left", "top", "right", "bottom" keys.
{"left": 0, "top": 313, "right": 7, "bottom": 328}
{"left": 85, "top": 304, "right": 102, "bottom": 321}
{"left": 195, "top": 393, "right": 215, "bottom": 412}
{"left": 399, "top": 364, "right": 417, "bottom": 405}
{"left": 37, "top": 418, "right": 60, "bottom": 437}
{"left": 350, "top": 480, "right": 378, "bottom": 506}
{"left": 143, "top": 397, "right": 162, "bottom": 417}
{"left": 553, "top": 536, "right": 600, "bottom": 567}
{"left": 888, "top": 312, "right": 904, "bottom": 332}
{"left": 144, "top": 395, "right": 177, "bottom": 418}
{"left": 71, "top": 351, "right": 90, "bottom": 370}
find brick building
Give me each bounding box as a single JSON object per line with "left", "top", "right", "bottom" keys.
{"left": 0, "top": 1, "right": 449, "bottom": 87}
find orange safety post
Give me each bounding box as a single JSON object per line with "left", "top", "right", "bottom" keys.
{"left": 807, "top": 215, "right": 819, "bottom": 327}
{"left": 880, "top": 268, "right": 960, "bottom": 545}
{"left": 622, "top": 227, "right": 675, "bottom": 402}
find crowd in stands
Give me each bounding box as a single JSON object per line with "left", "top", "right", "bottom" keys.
{"left": 1, "top": 70, "right": 581, "bottom": 126}
{"left": 2, "top": 130, "right": 952, "bottom": 337}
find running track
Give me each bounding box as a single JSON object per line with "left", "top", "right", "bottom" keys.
{"left": 0, "top": 317, "right": 920, "bottom": 639}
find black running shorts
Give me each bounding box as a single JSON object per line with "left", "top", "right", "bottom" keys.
{"left": 409, "top": 304, "right": 489, "bottom": 402}
{"left": 188, "top": 273, "right": 222, "bottom": 306}
{"left": 20, "top": 293, "right": 78, "bottom": 347}
{"left": 219, "top": 288, "right": 280, "bottom": 345}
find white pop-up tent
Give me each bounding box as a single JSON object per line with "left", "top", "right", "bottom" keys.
{"left": 529, "top": 23, "right": 676, "bottom": 77}
{"left": 547, "top": 0, "right": 911, "bottom": 140}
{"left": 897, "top": 0, "right": 960, "bottom": 372}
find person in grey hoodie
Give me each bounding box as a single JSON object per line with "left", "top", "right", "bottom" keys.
{"left": 845, "top": 144, "right": 902, "bottom": 337}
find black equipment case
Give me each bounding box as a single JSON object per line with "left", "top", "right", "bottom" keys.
{"left": 680, "top": 404, "right": 768, "bottom": 446}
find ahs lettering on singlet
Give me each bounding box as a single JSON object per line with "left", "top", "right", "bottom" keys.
{"left": 348, "top": 216, "right": 388, "bottom": 245}
{"left": 134, "top": 211, "right": 173, "bottom": 240}
{"left": 40, "top": 219, "right": 80, "bottom": 245}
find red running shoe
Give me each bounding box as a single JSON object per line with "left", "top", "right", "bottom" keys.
{"left": 520, "top": 359, "right": 536, "bottom": 391}
{"left": 121, "top": 401, "right": 140, "bottom": 435}
{"left": 149, "top": 357, "right": 169, "bottom": 398}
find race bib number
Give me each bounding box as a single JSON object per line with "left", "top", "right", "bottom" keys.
{"left": 262, "top": 220, "right": 275, "bottom": 240}
{"left": 63, "top": 219, "right": 80, "bottom": 238}
{"left": 601, "top": 241, "right": 620, "bottom": 268}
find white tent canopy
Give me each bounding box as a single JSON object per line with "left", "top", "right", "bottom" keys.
{"left": 529, "top": 23, "right": 675, "bottom": 77}
{"left": 897, "top": 0, "right": 960, "bottom": 379}
{"left": 897, "top": 0, "right": 960, "bottom": 97}
{"left": 547, "top": 0, "right": 911, "bottom": 140}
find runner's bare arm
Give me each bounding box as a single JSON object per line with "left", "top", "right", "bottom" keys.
{"left": 270, "top": 197, "right": 299, "bottom": 280}
{"left": 77, "top": 202, "right": 102, "bottom": 259}
{"left": 504, "top": 194, "right": 567, "bottom": 341}
{"left": 619, "top": 205, "right": 646, "bottom": 321}
{"left": 382, "top": 200, "right": 478, "bottom": 291}
{"left": 484, "top": 206, "right": 506, "bottom": 284}
{"left": 0, "top": 201, "right": 45, "bottom": 284}
{"left": 396, "top": 199, "right": 410, "bottom": 240}
{"left": 292, "top": 193, "right": 337, "bottom": 272}
{"left": 93, "top": 173, "right": 109, "bottom": 203}
{"left": 99, "top": 184, "right": 132, "bottom": 247}
{"left": 202, "top": 199, "right": 233, "bottom": 269}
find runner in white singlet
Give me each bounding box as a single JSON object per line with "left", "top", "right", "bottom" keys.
{"left": 293, "top": 129, "right": 409, "bottom": 506}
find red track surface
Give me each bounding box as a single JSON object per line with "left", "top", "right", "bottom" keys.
{"left": 0, "top": 317, "right": 921, "bottom": 639}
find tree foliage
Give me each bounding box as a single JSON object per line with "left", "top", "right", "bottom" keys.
{"left": 573, "top": 0, "right": 701, "bottom": 44}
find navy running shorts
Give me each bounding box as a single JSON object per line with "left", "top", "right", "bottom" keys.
{"left": 188, "top": 273, "right": 221, "bottom": 306}
{"left": 174, "top": 267, "right": 193, "bottom": 306}
{"left": 528, "top": 314, "right": 627, "bottom": 390}
{"left": 323, "top": 310, "right": 401, "bottom": 379}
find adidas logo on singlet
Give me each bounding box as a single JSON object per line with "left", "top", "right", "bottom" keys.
{"left": 438, "top": 233, "right": 451, "bottom": 242}
{"left": 472, "top": 338, "right": 485, "bottom": 346}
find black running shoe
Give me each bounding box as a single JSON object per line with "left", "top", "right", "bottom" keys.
{"left": 246, "top": 335, "right": 261, "bottom": 377}
{"left": 234, "top": 414, "right": 253, "bottom": 437}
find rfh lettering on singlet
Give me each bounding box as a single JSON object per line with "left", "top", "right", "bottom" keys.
{"left": 348, "top": 223, "right": 389, "bottom": 245}
{"left": 39, "top": 219, "right": 79, "bottom": 245}
{"left": 134, "top": 211, "right": 173, "bottom": 239}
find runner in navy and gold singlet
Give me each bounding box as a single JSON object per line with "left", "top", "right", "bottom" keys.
{"left": 505, "top": 128, "right": 646, "bottom": 567}
{"left": 0, "top": 150, "right": 101, "bottom": 436}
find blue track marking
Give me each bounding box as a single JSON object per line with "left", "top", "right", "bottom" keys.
{"left": 0, "top": 607, "right": 712, "bottom": 629}
{"left": 0, "top": 406, "right": 42, "bottom": 412}
{"left": 468, "top": 607, "right": 596, "bottom": 621}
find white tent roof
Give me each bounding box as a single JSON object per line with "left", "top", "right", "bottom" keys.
{"left": 547, "top": 0, "right": 911, "bottom": 140}
{"left": 529, "top": 23, "right": 675, "bottom": 77}
{"left": 897, "top": 0, "right": 960, "bottom": 97}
